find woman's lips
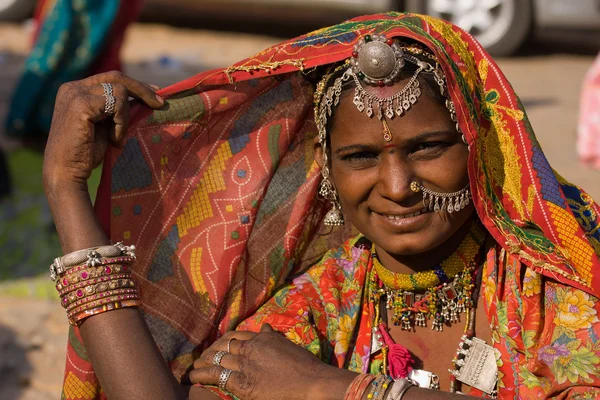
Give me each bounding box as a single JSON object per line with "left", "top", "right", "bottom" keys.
{"left": 380, "top": 208, "right": 427, "bottom": 220}
{"left": 372, "top": 208, "right": 431, "bottom": 230}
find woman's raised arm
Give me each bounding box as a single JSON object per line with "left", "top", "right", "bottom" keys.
{"left": 43, "top": 71, "right": 218, "bottom": 400}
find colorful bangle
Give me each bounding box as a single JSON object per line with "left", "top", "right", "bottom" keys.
{"left": 67, "top": 294, "right": 140, "bottom": 322}
{"left": 61, "top": 277, "right": 135, "bottom": 307}
{"left": 344, "top": 374, "right": 376, "bottom": 400}
{"left": 65, "top": 287, "right": 139, "bottom": 310}
{"left": 56, "top": 259, "right": 134, "bottom": 290}
{"left": 70, "top": 299, "right": 141, "bottom": 325}
{"left": 58, "top": 273, "right": 133, "bottom": 297}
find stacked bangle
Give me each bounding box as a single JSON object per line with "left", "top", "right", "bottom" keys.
{"left": 69, "top": 299, "right": 142, "bottom": 325}
{"left": 344, "top": 374, "right": 376, "bottom": 400}
{"left": 50, "top": 243, "right": 140, "bottom": 325}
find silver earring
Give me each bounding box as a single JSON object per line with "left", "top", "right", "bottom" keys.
{"left": 410, "top": 181, "right": 471, "bottom": 213}
{"left": 319, "top": 160, "right": 345, "bottom": 226}
{"left": 320, "top": 177, "right": 345, "bottom": 226}
{"left": 324, "top": 200, "right": 344, "bottom": 226}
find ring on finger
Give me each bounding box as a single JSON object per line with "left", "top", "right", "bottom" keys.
{"left": 101, "top": 83, "right": 116, "bottom": 115}
{"left": 218, "top": 368, "right": 233, "bottom": 391}
{"left": 226, "top": 338, "right": 235, "bottom": 353}
{"left": 212, "top": 350, "right": 228, "bottom": 367}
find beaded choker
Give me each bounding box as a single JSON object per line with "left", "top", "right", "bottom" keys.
{"left": 370, "top": 222, "right": 486, "bottom": 331}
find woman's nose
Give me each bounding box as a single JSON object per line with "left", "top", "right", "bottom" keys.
{"left": 376, "top": 157, "right": 415, "bottom": 203}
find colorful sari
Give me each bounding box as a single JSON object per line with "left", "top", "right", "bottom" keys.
{"left": 4, "top": 0, "right": 143, "bottom": 141}
{"left": 241, "top": 235, "right": 600, "bottom": 398}
{"left": 61, "top": 13, "right": 600, "bottom": 399}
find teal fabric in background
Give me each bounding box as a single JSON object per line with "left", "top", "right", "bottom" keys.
{"left": 4, "top": 0, "right": 120, "bottom": 140}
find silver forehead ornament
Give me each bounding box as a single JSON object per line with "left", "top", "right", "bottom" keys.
{"left": 317, "top": 33, "right": 459, "bottom": 145}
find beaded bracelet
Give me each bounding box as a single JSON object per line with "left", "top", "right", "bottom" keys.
{"left": 344, "top": 374, "right": 376, "bottom": 400}
{"left": 70, "top": 299, "right": 141, "bottom": 325}
{"left": 368, "top": 376, "right": 392, "bottom": 400}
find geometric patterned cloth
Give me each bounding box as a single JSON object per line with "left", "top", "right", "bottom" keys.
{"left": 61, "top": 12, "right": 600, "bottom": 399}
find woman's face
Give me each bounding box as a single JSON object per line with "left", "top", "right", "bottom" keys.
{"left": 317, "top": 80, "right": 473, "bottom": 257}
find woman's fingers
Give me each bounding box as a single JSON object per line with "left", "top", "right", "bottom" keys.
{"left": 209, "top": 331, "right": 256, "bottom": 353}
{"left": 193, "top": 331, "right": 258, "bottom": 370}
{"left": 83, "top": 70, "right": 164, "bottom": 109}
{"left": 188, "top": 366, "right": 243, "bottom": 393}
{"left": 195, "top": 349, "right": 239, "bottom": 370}
{"left": 110, "top": 84, "right": 130, "bottom": 144}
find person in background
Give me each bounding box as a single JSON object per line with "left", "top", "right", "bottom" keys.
{"left": 3, "top": 0, "right": 143, "bottom": 150}
{"left": 577, "top": 52, "right": 600, "bottom": 169}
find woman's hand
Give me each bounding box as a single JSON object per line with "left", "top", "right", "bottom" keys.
{"left": 188, "top": 324, "right": 357, "bottom": 400}
{"left": 42, "top": 71, "right": 164, "bottom": 194}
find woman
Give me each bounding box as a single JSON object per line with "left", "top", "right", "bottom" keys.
{"left": 578, "top": 52, "right": 600, "bottom": 169}
{"left": 45, "top": 13, "right": 600, "bottom": 400}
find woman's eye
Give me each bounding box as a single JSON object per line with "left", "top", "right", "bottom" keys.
{"left": 340, "top": 151, "right": 377, "bottom": 161}
{"left": 413, "top": 142, "right": 449, "bottom": 153}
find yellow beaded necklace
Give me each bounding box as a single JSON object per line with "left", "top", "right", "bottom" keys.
{"left": 371, "top": 222, "right": 486, "bottom": 292}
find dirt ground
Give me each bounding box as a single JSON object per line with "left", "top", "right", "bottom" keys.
{"left": 0, "top": 21, "right": 598, "bottom": 399}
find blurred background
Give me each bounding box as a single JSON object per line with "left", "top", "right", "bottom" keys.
{"left": 0, "top": 0, "right": 598, "bottom": 398}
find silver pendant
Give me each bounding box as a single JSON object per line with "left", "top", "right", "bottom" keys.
{"left": 450, "top": 336, "right": 498, "bottom": 395}
{"left": 370, "top": 326, "right": 384, "bottom": 354}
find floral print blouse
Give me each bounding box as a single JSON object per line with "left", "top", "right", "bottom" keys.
{"left": 239, "top": 235, "right": 600, "bottom": 399}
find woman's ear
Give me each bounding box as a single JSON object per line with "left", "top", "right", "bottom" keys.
{"left": 313, "top": 135, "right": 324, "bottom": 168}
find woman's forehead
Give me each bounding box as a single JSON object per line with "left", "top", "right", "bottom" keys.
{"left": 329, "top": 90, "right": 455, "bottom": 145}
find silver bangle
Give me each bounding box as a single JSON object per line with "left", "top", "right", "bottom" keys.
{"left": 49, "top": 242, "right": 136, "bottom": 280}
{"left": 385, "top": 378, "right": 415, "bottom": 400}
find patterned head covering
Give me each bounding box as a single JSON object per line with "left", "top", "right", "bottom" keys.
{"left": 62, "top": 12, "right": 600, "bottom": 399}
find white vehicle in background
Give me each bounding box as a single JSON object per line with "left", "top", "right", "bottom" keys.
{"left": 411, "top": 0, "right": 600, "bottom": 55}
{"left": 2, "top": 0, "right": 599, "bottom": 56}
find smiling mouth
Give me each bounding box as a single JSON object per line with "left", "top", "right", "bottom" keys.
{"left": 381, "top": 208, "right": 428, "bottom": 220}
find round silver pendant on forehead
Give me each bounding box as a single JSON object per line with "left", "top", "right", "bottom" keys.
{"left": 359, "top": 41, "right": 396, "bottom": 79}
{"left": 351, "top": 34, "right": 405, "bottom": 86}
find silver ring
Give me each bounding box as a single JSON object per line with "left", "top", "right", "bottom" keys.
{"left": 218, "top": 368, "right": 232, "bottom": 391}
{"left": 101, "top": 83, "right": 116, "bottom": 115}
{"left": 226, "top": 338, "right": 235, "bottom": 353}
{"left": 212, "top": 350, "right": 227, "bottom": 367}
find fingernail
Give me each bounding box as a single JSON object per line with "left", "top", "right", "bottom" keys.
{"left": 156, "top": 94, "right": 164, "bottom": 104}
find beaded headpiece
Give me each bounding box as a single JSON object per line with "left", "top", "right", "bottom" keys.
{"left": 314, "top": 34, "right": 469, "bottom": 226}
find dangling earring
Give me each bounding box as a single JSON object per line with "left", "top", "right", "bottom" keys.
{"left": 320, "top": 175, "right": 344, "bottom": 226}
{"left": 411, "top": 181, "right": 471, "bottom": 213}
